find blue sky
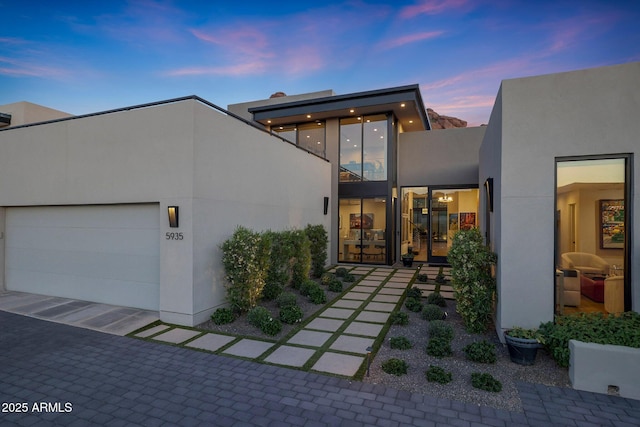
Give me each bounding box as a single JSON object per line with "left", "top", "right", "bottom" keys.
{"left": 2, "top": 0, "right": 639, "bottom": 126}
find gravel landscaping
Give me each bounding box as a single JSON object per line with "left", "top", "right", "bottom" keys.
{"left": 198, "top": 272, "right": 571, "bottom": 413}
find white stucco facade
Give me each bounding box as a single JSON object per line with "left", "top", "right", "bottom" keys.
{"left": 480, "top": 62, "right": 639, "bottom": 333}
{"left": 0, "top": 98, "right": 331, "bottom": 326}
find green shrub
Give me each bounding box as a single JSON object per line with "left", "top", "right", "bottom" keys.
{"left": 389, "top": 311, "right": 409, "bottom": 326}
{"left": 390, "top": 336, "right": 413, "bottom": 350}
{"left": 264, "top": 230, "right": 296, "bottom": 288}
{"left": 426, "top": 337, "right": 453, "bottom": 358}
{"left": 406, "top": 287, "right": 422, "bottom": 299}
{"left": 463, "top": 340, "right": 497, "bottom": 364}
{"left": 539, "top": 311, "right": 640, "bottom": 368}
{"left": 279, "top": 305, "right": 303, "bottom": 324}
{"left": 211, "top": 307, "right": 235, "bottom": 325}
{"left": 381, "top": 358, "right": 408, "bottom": 376}
{"left": 308, "top": 285, "right": 327, "bottom": 304}
{"left": 448, "top": 228, "right": 497, "bottom": 333}
{"left": 305, "top": 224, "right": 328, "bottom": 278}
{"left": 471, "top": 373, "right": 502, "bottom": 392}
{"left": 405, "top": 297, "right": 423, "bottom": 312}
{"left": 221, "top": 226, "right": 271, "bottom": 313}
{"left": 343, "top": 273, "right": 356, "bottom": 283}
{"left": 335, "top": 267, "right": 348, "bottom": 277}
{"left": 435, "top": 266, "right": 447, "bottom": 284}
{"left": 276, "top": 291, "right": 297, "bottom": 309}
{"left": 320, "top": 272, "right": 335, "bottom": 285}
{"left": 299, "top": 279, "right": 316, "bottom": 297}
{"left": 426, "top": 292, "right": 447, "bottom": 307}
{"left": 328, "top": 279, "right": 343, "bottom": 293}
{"left": 247, "top": 306, "right": 271, "bottom": 328}
{"left": 425, "top": 365, "right": 452, "bottom": 384}
{"left": 416, "top": 273, "right": 428, "bottom": 283}
{"left": 290, "top": 229, "right": 312, "bottom": 286}
{"left": 421, "top": 304, "right": 444, "bottom": 321}
{"left": 261, "top": 318, "right": 283, "bottom": 336}
{"left": 262, "top": 281, "right": 283, "bottom": 301}
{"left": 428, "top": 320, "right": 454, "bottom": 341}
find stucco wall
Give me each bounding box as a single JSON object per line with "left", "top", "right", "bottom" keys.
{"left": 0, "top": 99, "right": 331, "bottom": 326}
{"left": 398, "top": 127, "right": 484, "bottom": 187}
{"left": 484, "top": 62, "right": 640, "bottom": 332}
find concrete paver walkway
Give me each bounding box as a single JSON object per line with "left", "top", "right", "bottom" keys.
{"left": 2, "top": 309, "right": 639, "bottom": 426}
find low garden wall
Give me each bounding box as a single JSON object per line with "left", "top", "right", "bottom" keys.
{"left": 569, "top": 339, "right": 640, "bottom": 400}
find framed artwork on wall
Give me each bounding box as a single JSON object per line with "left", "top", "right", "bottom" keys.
{"left": 600, "top": 199, "right": 624, "bottom": 249}
{"left": 460, "top": 212, "right": 476, "bottom": 230}
{"left": 350, "top": 213, "right": 374, "bottom": 229}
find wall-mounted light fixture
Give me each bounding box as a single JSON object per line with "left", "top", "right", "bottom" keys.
{"left": 323, "top": 197, "right": 329, "bottom": 215}
{"left": 484, "top": 178, "right": 494, "bottom": 212}
{"left": 168, "top": 206, "right": 179, "bottom": 228}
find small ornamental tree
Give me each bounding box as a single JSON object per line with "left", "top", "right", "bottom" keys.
{"left": 448, "top": 228, "right": 497, "bottom": 334}
{"left": 221, "top": 226, "right": 271, "bottom": 313}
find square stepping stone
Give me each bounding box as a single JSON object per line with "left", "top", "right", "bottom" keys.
{"left": 343, "top": 292, "right": 369, "bottom": 301}
{"left": 330, "top": 336, "right": 374, "bottom": 354}
{"left": 321, "top": 307, "right": 354, "bottom": 319}
{"left": 344, "top": 322, "right": 384, "bottom": 337}
{"left": 377, "top": 287, "right": 404, "bottom": 295}
{"left": 305, "top": 317, "right": 344, "bottom": 332}
{"left": 223, "top": 339, "right": 273, "bottom": 358}
{"left": 288, "top": 330, "right": 332, "bottom": 347}
{"left": 312, "top": 352, "right": 364, "bottom": 377}
{"left": 332, "top": 299, "right": 363, "bottom": 309}
{"left": 415, "top": 284, "right": 436, "bottom": 292}
{"left": 351, "top": 285, "right": 376, "bottom": 294}
{"left": 368, "top": 271, "right": 390, "bottom": 277}
{"left": 372, "top": 294, "right": 401, "bottom": 303}
{"left": 152, "top": 328, "right": 201, "bottom": 344}
{"left": 351, "top": 268, "right": 372, "bottom": 274}
{"left": 441, "top": 291, "right": 454, "bottom": 299}
{"left": 356, "top": 311, "right": 390, "bottom": 323}
{"left": 388, "top": 277, "right": 411, "bottom": 284}
{"left": 364, "top": 302, "right": 396, "bottom": 312}
{"left": 384, "top": 281, "right": 409, "bottom": 289}
{"left": 358, "top": 280, "right": 381, "bottom": 287}
{"left": 264, "top": 346, "right": 316, "bottom": 367}
{"left": 186, "top": 333, "right": 236, "bottom": 351}
{"left": 135, "top": 324, "right": 170, "bottom": 338}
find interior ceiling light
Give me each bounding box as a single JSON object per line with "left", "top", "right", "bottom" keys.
{"left": 306, "top": 114, "right": 311, "bottom": 118}
{"left": 409, "top": 120, "right": 413, "bottom": 124}
{"left": 267, "top": 120, "right": 272, "bottom": 123}
{"left": 438, "top": 196, "right": 453, "bottom": 203}
{"left": 401, "top": 103, "right": 406, "bottom": 107}
{"left": 350, "top": 109, "right": 355, "bottom": 113}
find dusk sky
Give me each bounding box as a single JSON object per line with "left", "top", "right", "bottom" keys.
{"left": 2, "top": 0, "right": 639, "bottom": 126}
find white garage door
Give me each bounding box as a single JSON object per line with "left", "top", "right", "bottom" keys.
{"left": 5, "top": 204, "right": 160, "bottom": 310}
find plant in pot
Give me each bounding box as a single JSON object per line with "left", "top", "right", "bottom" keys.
{"left": 401, "top": 252, "right": 415, "bottom": 267}
{"left": 504, "top": 326, "right": 544, "bottom": 366}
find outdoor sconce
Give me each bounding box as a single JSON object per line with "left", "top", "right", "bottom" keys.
{"left": 168, "top": 206, "right": 179, "bottom": 228}
{"left": 484, "top": 178, "right": 494, "bottom": 212}
{"left": 324, "top": 197, "right": 329, "bottom": 215}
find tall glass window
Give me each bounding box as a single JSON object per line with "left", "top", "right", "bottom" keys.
{"left": 340, "top": 114, "right": 387, "bottom": 182}
{"left": 556, "top": 157, "right": 629, "bottom": 315}
{"left": 298, "top": 122, "right": 325, "bottom": 157}
{"left": 272, "top": 122, "right": 326, "bottom": 158}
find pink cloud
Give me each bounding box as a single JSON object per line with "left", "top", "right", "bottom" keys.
{"left": 377, "top": 31, "right": 445, "bottom": 50}
{"left": 165, "top": 61, "right": 268, "bottom": 77}
{"left": 399, "top": 0, "right": 470, "bottom": 19}
{"left": 543, "top": 12, "right": 619, "bottom": 54}
{"left": 0, "top": 56, "right": 71, "bottom": 78}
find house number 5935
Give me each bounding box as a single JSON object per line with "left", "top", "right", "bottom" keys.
{"left": 166, "top": 232, "right": 184, "bottom": 240}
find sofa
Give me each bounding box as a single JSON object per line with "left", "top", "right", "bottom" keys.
{"left": 561, "top": 252, "right": 609, "bottom": 276}
{"left": 580, "top": 274, "right": 605, "bottom": 303}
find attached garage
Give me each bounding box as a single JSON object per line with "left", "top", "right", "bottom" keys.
{"left": 5, "top": 204, "right": 160, "bottom": 310}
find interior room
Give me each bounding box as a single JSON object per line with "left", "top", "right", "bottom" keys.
{"left": 556, "top": 158, "right": 627, "bottom": 315}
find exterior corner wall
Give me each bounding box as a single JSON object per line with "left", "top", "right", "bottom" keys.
{"left": 492, "top": 62, "right": 640, "bottom": 332}
{"left": 190, "top": 103, "right": 332, "bottom": 324}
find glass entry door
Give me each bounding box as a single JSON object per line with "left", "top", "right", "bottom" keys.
{"left": 338, "top": 197, "right": 387, "bottom": 264}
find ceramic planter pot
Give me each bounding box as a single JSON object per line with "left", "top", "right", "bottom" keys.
{"left": 505, "top": 333, "right": 541, "bottom": 365}
{"left": 402, "top": 257, "right": 413, "bottom": 267}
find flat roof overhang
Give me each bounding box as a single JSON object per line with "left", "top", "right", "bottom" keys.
{"left": 249, "top": 84, "right": 431, "bottom": 132}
